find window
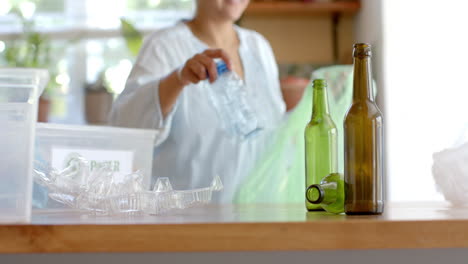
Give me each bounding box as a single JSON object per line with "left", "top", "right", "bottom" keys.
{"left": 0, "top": 0, "right": 195, "bottom": 123}
{"left": 383, "top": 0, "right": 468, "bottom": 201}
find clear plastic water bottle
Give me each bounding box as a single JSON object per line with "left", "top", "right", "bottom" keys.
{"left": 206, "top": 61, "right": 263, "bottom": 139}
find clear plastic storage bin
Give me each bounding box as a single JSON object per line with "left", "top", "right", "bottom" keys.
{"left": 35, "top": 123, "right": 160, "bottom": 192}
{"left": 0, "top": 68, "right": 49, "bottom": 223}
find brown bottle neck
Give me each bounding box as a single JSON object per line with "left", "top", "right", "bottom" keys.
{"left": 352, "top": 56, "right": 374, "bottom": 102}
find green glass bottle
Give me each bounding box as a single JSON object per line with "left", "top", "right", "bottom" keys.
{"left": 344, "top": 43, "right": 384, "bottom": 215}
{"left": 306, "top": 173, "right": 344, "bottom": 214}
{"left": 305, "top": 79, "right": 338, "bottom": 211}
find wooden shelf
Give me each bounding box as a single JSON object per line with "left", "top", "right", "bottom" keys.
{"left": 245, "top": 1, "right": 361, "bottom": 16}
{"left": 2, "top": 202, "right": 468, "bottom": 253}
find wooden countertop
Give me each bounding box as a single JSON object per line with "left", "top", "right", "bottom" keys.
{"left": 3, "top": 202, "right": 468, "bottom": 253}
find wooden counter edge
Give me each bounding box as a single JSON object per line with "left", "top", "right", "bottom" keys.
{"left": 2, "top": 219, "right": 468, "bottom": 253}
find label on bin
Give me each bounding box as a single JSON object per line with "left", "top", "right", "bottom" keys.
{"left": 51, "top": 148, "right": 134, "bottom": 179}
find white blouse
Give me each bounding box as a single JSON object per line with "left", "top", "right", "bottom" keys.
{"left": 109, "top": 22, "right": 286, "bottom": 203}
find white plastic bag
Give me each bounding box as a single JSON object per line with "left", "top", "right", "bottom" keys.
{"left": 432, "top": 142, "right": 468, "bottom": 205}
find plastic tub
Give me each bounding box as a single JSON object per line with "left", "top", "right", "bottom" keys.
{"left": 0, "top": 68, "right": 49, "bottom": 223}
{"left": 35, "top": 123, "right": 159, "bottom": 193}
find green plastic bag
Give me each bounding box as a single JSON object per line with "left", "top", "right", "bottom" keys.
{"left": 234, "top": 65, "right": 356, "bottom": 203}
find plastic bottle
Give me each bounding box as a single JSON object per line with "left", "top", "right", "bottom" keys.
{"left": 206, "top": 61, "right": 262, "bottom": 139}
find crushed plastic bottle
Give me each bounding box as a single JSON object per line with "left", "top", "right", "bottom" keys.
{"left": 33, "top": 155, "right": 223, "bottom": 216}
{"left": 206, "top": 61, "right": 263, "bottom": 139}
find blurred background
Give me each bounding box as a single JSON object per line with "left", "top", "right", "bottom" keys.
{"left": 1, "top": 0, "right": 468, "bottom": 203}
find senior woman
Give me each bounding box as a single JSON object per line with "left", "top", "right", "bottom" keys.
{"left": 109, "top": 0, "right": 289, "bottom": 202}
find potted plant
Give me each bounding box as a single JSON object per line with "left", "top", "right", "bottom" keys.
{"left": 120, "top": 18, "right": 143, "bottom": 58}
{"left": 84, "top": 18, "right": 143, "bottom": 125}
{"left": 85, "top": 73, "right": 114, "bottom": 125}
{"left": 280, "top": 65, "right": 309, "bottom": 111}
{"left": 1, "top": 8, "right": 68, "bottom": 122}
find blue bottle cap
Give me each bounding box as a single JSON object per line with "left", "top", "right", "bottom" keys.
{"left": 216, "top": 61, "right": 229, "bottom": 75}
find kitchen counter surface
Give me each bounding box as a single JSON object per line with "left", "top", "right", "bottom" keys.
{"left": 2, "top": 202, "right": 467, "bottom": 253}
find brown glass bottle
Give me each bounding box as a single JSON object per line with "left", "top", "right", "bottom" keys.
{"left": 344, "top": 43, "right": 384, "bottom": 215}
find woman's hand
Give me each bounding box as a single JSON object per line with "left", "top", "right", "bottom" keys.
{"left": 178, "top": 49, "right": 232, "bottom": 86}
{"left": 159, "top": 49, "right": 231, "bottom": 117}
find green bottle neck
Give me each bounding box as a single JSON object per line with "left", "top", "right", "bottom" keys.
{"left": 306, "top": 183, "right": 337, "bottom": 205}
{"left": 352, "top": 56, "right": 374, "bottom": 102}
{"left": 312, "top": 86, "right": 331, "bottom": 119}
